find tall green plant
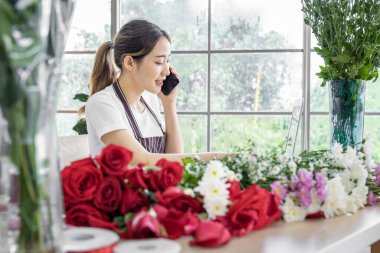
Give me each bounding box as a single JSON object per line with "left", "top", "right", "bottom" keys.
{"left": 0, "top": 0, "right": 75, "bottom": 252}
{"left": 301, "top": 0, "right": 380, "bottom": 86}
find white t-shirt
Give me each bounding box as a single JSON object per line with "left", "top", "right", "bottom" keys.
{"left": 85, "top": 85, "right": 165, "bottom": 156}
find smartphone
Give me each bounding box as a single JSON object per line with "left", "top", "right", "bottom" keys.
{"left": 161, "top": 71, "right": 180, "bottom": 95}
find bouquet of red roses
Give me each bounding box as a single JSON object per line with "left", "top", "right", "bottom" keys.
{"left": 61, "top": 144, "right": 281, "bottom": 247}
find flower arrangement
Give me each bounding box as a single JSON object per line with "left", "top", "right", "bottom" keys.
{"left": 61, "top": 137, "right": 379, "bottom": 248}
{"left": 301, "top": 0, "right": 380, "bottom": 86}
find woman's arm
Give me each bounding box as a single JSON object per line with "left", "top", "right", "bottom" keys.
{"left": 101, "top": 129, "right": 227, "bottom": 165}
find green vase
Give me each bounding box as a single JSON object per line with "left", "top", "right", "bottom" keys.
{"left": 328, "top": 80, "right": 366, "bottom": 150}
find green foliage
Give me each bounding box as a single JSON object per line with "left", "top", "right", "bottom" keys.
{"left": 73, "top": 93, "right": 89, "bottom": 102}
{"left": 73, "top": 118, "right": 87, "bottom": 135}
{"left": 301, "top": 0, "right": 380, "bottom": 85}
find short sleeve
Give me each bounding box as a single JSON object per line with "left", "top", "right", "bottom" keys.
{"left": 85, "top": 93, "right": 128, "bottom": 139}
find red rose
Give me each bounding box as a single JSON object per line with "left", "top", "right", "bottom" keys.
{"left": 153, "top": 204, "right": 199, "bottom": 239}
{"left": 93, "top": 176, "right": 123, "bottom": 212}
{"left": 222, "top": 185, "right": 281, "bottom": 236}
{"left": 97, "top": 144, "right": 133, "bottom": 176}
{"left": 155, "top": 187, "right": 204, "bottom": 213}
{"left": 190, "top": 221, "right": 231, "bottom": 248}
{"left": 154, "top": 159, "right": 184, "bottom": 191}
{"left": 120, "top": 188, "right": 150, "bottom": 214}
{"left": 127, "top": 211, "right": 160, "bottom": 239}
{"left": 66, "top": 204, "right": 117, "bottom": 230}
{"left": 61, "top": 158, "right": 103, "bottom": 206}
{"left": 124, "top": 165, "right": 148, "bottom": 189}
{"left": 228, "top": 180, "right": 241, "bottom": 200}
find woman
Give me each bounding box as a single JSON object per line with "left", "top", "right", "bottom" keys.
{"left": 85, "top": 19, "right": 226, "bottom": 165}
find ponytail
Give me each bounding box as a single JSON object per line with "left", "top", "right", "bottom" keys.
{"left": 79, "top": 41, "right": 117, "bottom": 115}
{"left": 79, "top": 20, "right": 171, "bottom": 115}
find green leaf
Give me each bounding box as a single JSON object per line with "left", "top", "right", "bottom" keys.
{"left": 358, "top": 65, "right": 371, "bottom": 79}
{"left": 113, "top": 216, "right": 125, "bottom": 227}
{"left": 124, "top": 212, "right": 134, "bottom": 223}
{"left": 72, "top": 118, "right": 87, "bottom": 135}
{"left": 73, "top": 93, "right": 89, "bottom": 102}
{"left": 331, "top": 54, "right": 352, "bottom": 64}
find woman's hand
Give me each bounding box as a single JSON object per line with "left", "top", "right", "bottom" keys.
{"left": 158, "top": 66, "right": 179, "bottom": 107}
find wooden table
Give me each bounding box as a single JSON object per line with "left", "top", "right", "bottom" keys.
{"left": 177, "top": 206, "right": 380, "bottom": 253}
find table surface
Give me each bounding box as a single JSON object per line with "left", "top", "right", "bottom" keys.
{"left": 177, "top": 206, "right": 380, "bottom": 253}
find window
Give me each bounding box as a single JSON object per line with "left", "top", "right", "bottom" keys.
{"left": 57, "top": 0, "right": 380, "bottom": 160}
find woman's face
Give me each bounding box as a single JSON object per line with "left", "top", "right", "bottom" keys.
{"left": 134, "top": 37, "right": 171, "bottom": 94}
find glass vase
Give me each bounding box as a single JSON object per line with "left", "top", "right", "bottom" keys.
{"left": 328, "top": 80, "right": 366, "bottom": 150}
{"left": 0, "top": 0, "right": 76, "bottom": 252}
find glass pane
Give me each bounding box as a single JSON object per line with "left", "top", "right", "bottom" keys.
{"left": 56, "top": 113, "right": 81, "bottom": 136}
{"left": 366, "top": 77, "right": 380, "bottom": 111}
{"left": 310, "top": 115, "right": 329, "bottom": 151}
{"left": 211, "top": 53, "right": 302, "bottom": 112}
{"left": 120, "top": 0, "right": 208, "bottom": 50}
{"left": 170, "top": 54, "right": 207, "bottom": 111}
{"left": 212, "top": 0, "right": 303, "bottom": 49}
{"left": 58, "top": 54, "right": 93, "bottom": 110}
{"left": 179, "top": 115, "right": 206, "bottom": 153}
{"left": 211, "top": 116, "right": 291, "bottom": 153}
{"left": 310, "top": 53, "right": 328, "bottom": 112}
{"left": 364, "top": 116, "right": 380, "bottom": 161}
{"left": 65, "top": 0, "right": 111, "bottom": 51}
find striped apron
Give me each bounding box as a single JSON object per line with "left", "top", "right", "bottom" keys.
{"left": 112, "top": 81, "right": 166, "bottom": 153}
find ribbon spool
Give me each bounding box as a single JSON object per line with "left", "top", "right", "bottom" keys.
{"left": 114, "top": 238, "right": 181, "bottom": 253}
{"left": 63, "top": 227, "right": 119, "bottom": 253}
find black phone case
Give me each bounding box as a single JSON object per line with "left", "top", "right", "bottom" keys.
{"left": 161, "top": 72, "right": 180, "bottom": 95}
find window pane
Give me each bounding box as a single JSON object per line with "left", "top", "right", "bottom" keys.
{"left": 169, "top": 54, "right": 207, "bottom": 112}
{"left": 366, "top": 78, "right": 380, "bottom": 111}
{"left": 364, "top": 116, "right": 380, "bottom": 161}
{"left": 310, "top": 115, "right": 329, "bottom": 151}
{"left": 211, "top": 53, "right": 302, "bottom": 112}
{"left": 56, "top": 113, "right": 80, "bottom": 136}
{"left": 58, "top": 54, "right": 93, "bottom": 110}
{"left": 212, "top": 0, "right": 303, "bottom": 49}
{"left": 120, "top": 0, "right": 208, "bottom": 50}
{"left": 211, "top": 115, "right": 291, "bottom": 152}
{"left": 179, "top": 115, "right": 206, "bottom": 153}
{"left": 65, "top": 0, "right": 111, "bottom": 51}
{"left": 310, "top": 53, "right": 328, "bottom": 112}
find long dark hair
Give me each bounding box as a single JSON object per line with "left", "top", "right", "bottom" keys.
{"left": 79, "top": 19, "right": 171, "bottom": 114}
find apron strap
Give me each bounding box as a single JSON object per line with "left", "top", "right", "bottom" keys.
{"left": 112, "top": 81, "right": 143, "bottom": 139}
{"left": 140, "top": 97, "right": 165, "bottom": 135}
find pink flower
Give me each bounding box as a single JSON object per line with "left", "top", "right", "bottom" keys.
{"left": 297, "top": 185, "right": 312, "bottom": 208}
{"left": 375, "top": 166, "right": 380, "bottom": 186}
{"left": 270, "top": 181, "right": 287, "bottom": 200}
{"left": 298, "top": 169, "right": 313, "bottom": 189}
{"left": 315, "top": 172, "right": 327, "bottom": 201}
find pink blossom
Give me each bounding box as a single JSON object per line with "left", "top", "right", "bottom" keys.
{"left": 271, "top": 181, "right": 287, "bottom": 200}
{"left": 375, "top": 166, "right": 380, "bottom": 186}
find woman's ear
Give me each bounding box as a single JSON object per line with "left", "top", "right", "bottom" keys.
{"left": 123, "top": 55, "right": 134, "bottom": 72}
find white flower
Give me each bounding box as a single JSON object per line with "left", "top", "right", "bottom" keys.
{"left": 204, "top": 160, "right": 226, "bottom": 180}
{"left": 363, "top": 135, "right": 373, "bottom": 161}
{"left": 183, "top": 188, "right": 195, "bottom": 197}
{"left": 225, "top": 170, "right": 236, "bottom": 181}
{"left": 340, "top": 170, "right": 355, "bottom": 193}
{"left": 235, "top": 173, "right": 243, "bottom": 181}
{"left": 196, "top": 179, "right": 229, "bottom": 200}
{"left": 281, "top": 195, "right": 307, "bottom": 222}
{"left": 307, "top": 190, "right": 322, "bottom": 214}
{"left": 345, "top": 186, "right": 368, "bottom": 213}
{"left": 204, "top": 198, "right": 229, "bottom": 219}
{"left": 287, "top": 161, "right": 297, "bottom": 174}
{"left": 270, "top": 166, "right": 281, "bottom": 176}
{"left": 321, "top": 176, "right": 348, "bottom": 218}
